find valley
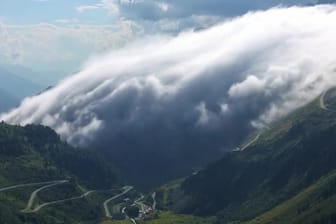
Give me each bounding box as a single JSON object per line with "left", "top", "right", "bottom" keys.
{"left": 0, "top": 180, "right": 154, "bottom": 223}
{"left": 2, "top": 1, "right": 336, "bottom": 223}
{"left": 2, "top": 89, "right": 336, "bottom": 224}
{"left": 0, "top": 122, "right": 180, "bottom": 223}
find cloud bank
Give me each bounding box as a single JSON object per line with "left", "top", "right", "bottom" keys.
{"left": 77, "top": 0, "right": 318, "bottom": 33}
{"left": 112, "top": 0, "right": 316, "bottom": 20}
{"left": 2, "top": 5, "right": 336, "bottom": 185}
{"left": 0, "top": 22, "right": 142, "bottom": 83}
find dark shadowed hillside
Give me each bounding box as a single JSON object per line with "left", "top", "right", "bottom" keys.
{"left": 0, "top": 123, "right": 121, "bottom": 224}
{"left": 158, "top": 89, "right": 336, "bottom": 223}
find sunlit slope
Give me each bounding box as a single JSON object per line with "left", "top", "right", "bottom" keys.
{"left": 246, "top": 171, "right": 336, "bottom": 224}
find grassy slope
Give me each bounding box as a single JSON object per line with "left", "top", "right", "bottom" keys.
{"left": 0, "top": 123, "right": 121, "bottom": 224}
{"left": 101, "top": 212, "right": 215, "bottom": 224}
{"left": 246, "top": 171, "right": 336, "bottom": 224}
{"left": 174, "top": 91, "right": 336, "bottom": 223}
{"left": 156, "top": 178, "right": 185, "bottom": 211}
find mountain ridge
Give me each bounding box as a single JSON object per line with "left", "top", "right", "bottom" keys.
{"left": 156, "top": 88, "right": 336, "bottom": 223}
{"left": 0, "top": 122, "right": 122, "bottom": 224}
{"left": 0, "top": 66, "right": 42, "bottom": 100}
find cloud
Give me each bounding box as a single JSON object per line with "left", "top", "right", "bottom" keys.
{"left": 76, "top": 5, "right": 101, "bottom": 13}
{"left": 77, "top": 0, "right": 318, "bottom": 33}
{"left": 101, "top": 0, "right": 317, "bottom": 21}
{"left": 229, "top": 75, "right": 265, "bottom": 99}
{"left": 0, "top": 21, "right": 143, "bottom": 82}
{"left": 2, "top": 5, "right": 336, "bottom": 185}
{"left": 101, "top": 0, "right": 120, "bottom": 15}
{"left": 5, "top": 0, "right": 325, "bottom": 82}
{"left": 76, "top": 0, "right": 121, "bottom": 16}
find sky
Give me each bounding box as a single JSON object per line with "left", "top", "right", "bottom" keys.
{"left": 0, "top": 0, "right": 319, "bottom": 85}
{"left": 0, "top": 0, "right": 108, "bottom": 25}
{"left": 0, "top": 0, "right": 140, "bottom": 84}
{"left": 2, "top": 0, "right": 336, "bottom": 185}
{"left": 0, "top": 0, "right": 316, "bottom": 25}
{"left": 2, "top": 4, "right": 336, "bottom": 184}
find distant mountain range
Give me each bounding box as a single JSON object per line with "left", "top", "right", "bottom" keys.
{"left": 0, "top": 64, "right": 72, "bottom": 113}
{"left": 0, "top": 66, "right": 43, "bottom": 113}
{"left": 0, "top": 67, "right": 42, "bottom": 99}
{"left": 0, "top": 64, "right": 66, "bottom": 86}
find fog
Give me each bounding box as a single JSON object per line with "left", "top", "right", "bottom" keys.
{"left": 2, "top": 5, "right": 336, "bottom": 185}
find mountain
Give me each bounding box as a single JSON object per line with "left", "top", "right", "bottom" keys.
{"left": 246, "top": 171, "right": 336, "bottom": 224}
{"left": 0, "top": 122, "right": 121, "bottom": 224}
{"left": 0, "top": 66, "right": 42, "bottom": 100}
{"left": 3, "top": 87, "right": 336, "bottom": 224}
{"left": 0, "top": 64, "right": 65, "bottom": 86}
{"left": 0, "top": 88, "right": 19, "bottom": 113}
{"left": 0, "top": 122, "right": 216, "bottom": 224}
{"left": 0, "top": 66, "right": 44, "bottom": 113}
{"left": 157, "top": 88, "right": 336, "bottom": 223}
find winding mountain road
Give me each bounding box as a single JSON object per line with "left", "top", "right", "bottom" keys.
{"left": 133, "top": 195, "right": 144, "bottom": 205}
{"left": 0, "top": 180, "right": 66, "bottom": 193}
{"left": 151, "top": 192, "right": 157, "bottom": 210}
{"left": 2, "top": 180, "right": 134, "bottom": 220}
{"left": 237, "top": 89, "right": 333, "bottom": 152}
{"left": 103, "top": 186, "right": 133, "bottom": 218}
{"left": 23, "top": 180, "right": 68, "bottom": 212}
{"left": 232, "top": 133, "right": 261, "bottom": 152}
{"left": 29, "top": 190, "right": 95, "bottom": 213}
{"left": 134, "top": 194, "right": 152, "bottom": 216}
{"left": 319, "top": 89, "right": 336, "bottom": 112}
{"left": 320, "top": 90, "right": 328, "bottom": 110}
{"left": 240, "top": 134, "right": 261, "bottom": 151}
{"left": 236, "top": 89, "right": 334, "bottom": 153}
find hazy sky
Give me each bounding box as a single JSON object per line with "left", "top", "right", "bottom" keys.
{"left": 0, "top": 0, "right": 317, "bottom": 84}
{"left": 0, "top": 0, "right": 115, "bottom": 25}
{"left": 0, "top": 0, "right": 317, "bottom": 24}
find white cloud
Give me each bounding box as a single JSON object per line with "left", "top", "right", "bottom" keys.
{"left": 157, "top": 2, "right": 170, "bottom": 12}
{"left": 229, "top": 75, "right": 265, "bottom": 99}
{"left": 220, "top": 104, "right": 229, "bottom": 114}
{"left": 102, "top": 0, "right": 317, "bottom": 21}
{"left": 2, "top": 5, "right": 336, "bottom": 177}
{"left": 76, "top": 0, "right": 121, "bottom": 16}
{"left": 76, "top": 5, "right": 101, "bottom": 13}
{"left": 101, "top": 0, "right": 120, "bottom": 16}
{"left": 196, "top": 102, "right": 210, "bottom": 125}
{"left": 0, "top": 21, "right": 143, "bottom": 81}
